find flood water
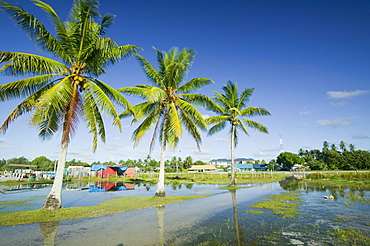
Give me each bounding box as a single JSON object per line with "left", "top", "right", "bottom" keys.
{"left": 0, "top": 178, "right": 369, "bottom": 246}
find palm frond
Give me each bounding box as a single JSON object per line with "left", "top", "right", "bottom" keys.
{"left": 134, "top": 53, "right": 162, "bottom": 87}
{"left": 237, "top": 88, "right": 254, "bottom": 109}
{"left": 179, "top": 107, "right": 203, "bottom": 151}
{"left": 131, "top": 107, "right": 162, "bottom": 147}
{"left": 0, "top": 1, "right": 67, "bottom": 58}
{"left": 181, "top": 93, "right": 216, "bottom": 108}
{"left": 0, "top": 52, "right": 66, "bottom": 76}
{"left": 83, "top": 89, "right": 105, "bottom": 151}
{"left": 0, "top": 74, "right": 56, "bottom": 101}
{"left": 119, "top": 85, "right": 165, "bottom": 102}
{"left": 89, "top": 81, "right": 122, "bottom": 132}
{"left": 207, "top": 120, "right": 227, "bottom": 137}
{"left": 243, "top": 119, "right": 269, "bottom": 134}
{"left": 240, "top": 107, "right": 272, "bottom": 117}
{"left": 93, "top": 78, "right": 133, "bottom": 114}
{"left": 100, "top": 13, "right": 115, "bottom": 35}
{"left": 176, "top": 98, "right": 207, "bottom": 130}
{"left": 178, "top": 78, "right": 213, "bottom": 93}
{"left": 167, "top": 102, "right": 182, "bottom": 139}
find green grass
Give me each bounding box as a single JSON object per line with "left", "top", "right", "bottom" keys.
{"left": 332, "top": 217, "right": 349, "bottom": 222}
{"left": 246, "top": 210, "right": 264, "bottom": 214}
{"left": 248, "top": 191, "right": 302, "bottom": 218}
{"left": 331, "top": 228, "right": 370, "bottom": 245}
{"left": 0, "top": 195, "right": 211, "bottom": 227}
{"left": 104, "top": 172, "right": 290, "bottom": 185}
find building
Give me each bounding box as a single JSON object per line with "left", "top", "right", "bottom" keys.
{"left": 227, "top": 163, "right": 269, "bottom": 172}
{"left": 253, "top": 164, "right": 269, "bottom": 171}
{"left": 67, "top": 166, "right": 91, "bottom": 178}
{"left": 91, "top": 165, "right": 136, "bottom": 178}
{"left": 209, "top": 158, "right": 255, "bottom": 168}
{"left": 188, "top": 165, "right": 217, "bottom": 172}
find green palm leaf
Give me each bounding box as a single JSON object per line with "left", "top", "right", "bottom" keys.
{"left": 205, "top": 80, "right": 271, "bottom": 186}
{"left": 0, "top": 52, "right": 66, "bottom": 76}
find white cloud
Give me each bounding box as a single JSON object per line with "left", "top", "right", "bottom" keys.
{"left": 260, "top": 147, "right": 280, "bottom": 152}
{"left": 254, "top": 150, "right": 270, "bottom": 157}
{"left": 330, "top": 101, "right": 348, "bottom": 107}
{"left": 352, "top": 134, "right": 369, "bottom": 139}
{"left": 0, "top": 144, "right": 13, "bottom": 149}
{"left": 191, "top": 148, "right": 213, "bottom": 155}
{"left": 327, "top": 90, "right": 369, "bottom": 99}
{"left": 0, "top": 138, "right": 5, "bottom": 143}
{"left": 215, "top": 138, "right": 229, "bottom": 143}
{"left": 316, "top": 119, "right": 353, "bottom": 128}
{"left": 299, "top": 105, "right": 314, "bottom": 115}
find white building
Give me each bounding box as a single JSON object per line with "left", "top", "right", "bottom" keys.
{"left": 209, "top": 158, "right": 255, "bottom": 168}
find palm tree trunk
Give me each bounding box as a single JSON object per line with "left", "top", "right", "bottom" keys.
{"left": 230, "top": 124, "right": 236, "bottom": 186}
{"left": 42, "top": 141, "right": 68, "bottom": 210}
{"left": 156, "top": 141, "right": 166, "bottom": 197}
{"left": 156, "top": 117, "right": 167, "bottom": 197}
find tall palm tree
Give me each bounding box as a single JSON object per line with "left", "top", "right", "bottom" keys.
{"left": 119, "top": 47, "right": 213, "bottom": 197}
{"left": 0, "top": 0, "right": 139, "bottom": 210}
{"left": 206, "top": 81, "right": 271, "bottom": 186}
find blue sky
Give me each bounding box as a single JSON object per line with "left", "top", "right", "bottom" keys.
{"left": 0, "top": 0, "right": 369, "bottom": 163}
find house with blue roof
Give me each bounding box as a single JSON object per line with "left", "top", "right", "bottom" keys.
{"left": 209, "top": 158, "right": 255, "bottom": 169}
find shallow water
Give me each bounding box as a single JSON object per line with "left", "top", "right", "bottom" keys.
{"left": 0, "top": 179, "right": 369, "bottom": 246}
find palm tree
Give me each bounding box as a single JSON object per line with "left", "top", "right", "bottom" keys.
{"left": 340, "top": 140, "right": 347, "bottom": 153}
{"left": 0, "top": 0, "right": 139, "bottom": 210}
{"left": 119, "top": 47, "right": 213, "bottom": 197}
{"left": 205, "top": 81, "right": 271, "bottom": 186}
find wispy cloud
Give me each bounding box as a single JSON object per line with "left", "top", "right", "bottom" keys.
{"left": 0, "top": 144, "right": 13, "bottom": 149}
{"left": 299, "top": 105, "right": 314, "bottom": 115}
{"left": 0, "top": 138, "right": 5, "bottom": 143}
{"left": 327, "top": 90, "right": 369, "bottom": 99}
{"left": 214, "top": 138, "right": 229, "bottom": 143}
{"left": 260, "top": 147, "right": 280, "bottom": 153}
{"left": 330, "top": 101, "right": 349, "bottom": 107}
{"left": 191, "top": 148, "right": 213, "bottom": 156}
{"left": 316, "top": 119, "right": 353, "bottom": 128}
{"left": 352, "top": 134, "right": 369, "bottom": 139}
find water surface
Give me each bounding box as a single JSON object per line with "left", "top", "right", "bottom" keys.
{"left": 0, "top": 179, "right": 369, "bottom": 245}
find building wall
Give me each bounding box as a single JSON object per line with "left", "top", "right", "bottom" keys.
{"left": 125, "top": 167, "right": 136, "bottom": 178}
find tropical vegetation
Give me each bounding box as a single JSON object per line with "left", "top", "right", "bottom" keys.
{"left": 0, "top": 0, "right": 140, "bottom": 210}
{"left": 205, "top": 81, "right": 271, "bottom": 185}
{"left": 275, "top": 141, "right": 370, "bottom": 170}
{"left": 118, "top": 47, "right": 213, "bottom": 196}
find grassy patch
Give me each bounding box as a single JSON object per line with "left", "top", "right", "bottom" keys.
{"left": 331, "top": 228, "right": 370, "bottom": 245}
{"left": 248, "top": 191, "right": 302, "bottom": 218}
{"left": 246, "top": 210, "right": 264, "bottom": 214}
{"left": 0, "top": 195, "right": 211, "bottom": 227}
{"left": 332, "top": 217, "right": 349, "bottom": 222}
{"left": 0, "top": 200, "right": 32, "bottom": 207}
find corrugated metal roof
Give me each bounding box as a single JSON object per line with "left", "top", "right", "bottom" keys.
{"left": 209, "top": 158, "right": 255, "bottom": 162}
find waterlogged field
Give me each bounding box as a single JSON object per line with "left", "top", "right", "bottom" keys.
{"left": 0, "top": 177, "right": 369, "bottom": 245}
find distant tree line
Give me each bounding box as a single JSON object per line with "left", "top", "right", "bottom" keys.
{"left": 0, "top": 155, "right": 208, "bottom": 172}
{"left": 274, "top": 141, "right": 370, "bottom": 170}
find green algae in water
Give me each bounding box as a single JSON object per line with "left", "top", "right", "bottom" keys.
{"left": 331, "top": 228, "right": 370, "bottom": 245}
{"left": 248, "top": 191, "right": 302, "bottom": 218}
{"left": 332, "top": 217, "right": 349, "bottom": 222}
{"left": 246, "top": 210, "right": 264, "bottom": 214}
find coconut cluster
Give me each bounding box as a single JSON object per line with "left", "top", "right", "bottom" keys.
{"left": 71, "top": 74, "right": 89, "bottom": 92}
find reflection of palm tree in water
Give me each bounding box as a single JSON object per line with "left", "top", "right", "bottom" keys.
{"left": 157, "top": 205, "right": 165, "bottom": 246}
{"left": 229, "top": 189, "right": 244, "bottom": 246}
{"left": 39, "top": 221, "right": 59, "bottom": 246}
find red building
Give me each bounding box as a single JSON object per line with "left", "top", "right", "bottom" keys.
{"left": 91, "top": 165, "right": 135, "bottom": 178}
